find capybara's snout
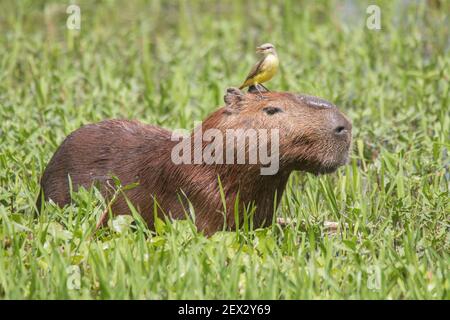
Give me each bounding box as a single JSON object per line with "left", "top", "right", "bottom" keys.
{"left": 330, "top": 111, "right": 352, "bottom": 140}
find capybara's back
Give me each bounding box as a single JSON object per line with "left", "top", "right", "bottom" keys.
{"left": 37, "top": 120, "right": 172, "bottom": 212}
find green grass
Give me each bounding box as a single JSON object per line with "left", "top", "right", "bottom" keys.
{"left": 0, "top": 0, "right": 449, "bottom": 299}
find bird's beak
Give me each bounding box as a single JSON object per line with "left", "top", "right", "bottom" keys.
{"left": 256, "top": 46, "right": 264, "bottom": 53}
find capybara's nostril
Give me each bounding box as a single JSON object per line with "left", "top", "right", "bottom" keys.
{"left": 334, "top": 125, "right": 347, "bottom": 135}
{"left": 332, "top": 113, "right": 351, "bottom": 137}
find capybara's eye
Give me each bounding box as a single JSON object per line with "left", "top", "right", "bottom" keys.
{"left": 263, "top": 106, "right": 283, "bottom": 115}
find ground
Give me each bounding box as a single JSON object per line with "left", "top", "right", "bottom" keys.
{"left": 0, "top": 0, "right": 448, "bottom": 299}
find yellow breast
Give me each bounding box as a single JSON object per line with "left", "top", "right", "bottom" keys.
{"left": 253, "top": 54, "right": 279, "bottom": 84}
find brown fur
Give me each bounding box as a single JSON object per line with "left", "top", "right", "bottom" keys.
{"left": 37, "top": 88, "right": 352, "bottom": 235}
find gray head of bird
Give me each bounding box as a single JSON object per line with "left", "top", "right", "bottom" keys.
{"left": 256, "top": 43, "right": 276, "bottom": 55}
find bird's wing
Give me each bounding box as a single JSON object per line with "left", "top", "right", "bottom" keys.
{"left": 243, "top": 56, "right": 267, "bottom": 82}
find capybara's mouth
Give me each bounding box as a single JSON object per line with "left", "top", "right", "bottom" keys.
{"left": 305, "top": 147, "right": 351, "bottom": 175}
{"left": 307, "top": 164, "right": 340, "bottom": 175}
{"left": 315, "top": 163, "right": 343, "bottom": 175}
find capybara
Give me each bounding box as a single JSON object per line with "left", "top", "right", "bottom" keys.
{"left": 37, "top": 88, "right": 352, "bottom": 235}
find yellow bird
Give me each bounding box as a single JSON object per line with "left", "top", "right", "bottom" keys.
{"left": 239, "top": 43, "right": 279, "bottom": 92}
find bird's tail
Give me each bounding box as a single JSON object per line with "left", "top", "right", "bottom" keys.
{"left": 239, "top": 80, "right": 250, "bottom": 90}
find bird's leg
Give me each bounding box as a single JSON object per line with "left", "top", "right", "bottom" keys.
{"left": 259, "top": 83, "right": 270, "bottom": 92}
{"left": 254, "top": 84, "right": 265, "bottom": 99}
{"left": 248, "top": 84, "right": 265, "bottom": 99}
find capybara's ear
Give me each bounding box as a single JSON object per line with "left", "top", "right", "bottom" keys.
{"left": 224, "top": 87, "right": 244, "bottom": 107}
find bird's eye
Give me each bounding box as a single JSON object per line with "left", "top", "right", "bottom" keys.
{"left": 263, "top": 106, "right": 283, "bottom": 115}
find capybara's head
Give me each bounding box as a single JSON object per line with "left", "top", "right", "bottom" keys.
{"left": 210, "top": 88, "right": 352, "bottom": 174}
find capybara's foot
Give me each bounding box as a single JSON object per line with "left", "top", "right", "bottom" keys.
{"left": 324, "top": 221, "right": 339, "bottom": 233}
{"left": 276, "top": 217, "right": 293, "bottom": 227}
{"left": 276, "top": 218, "right": 344, "bottom": 235}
